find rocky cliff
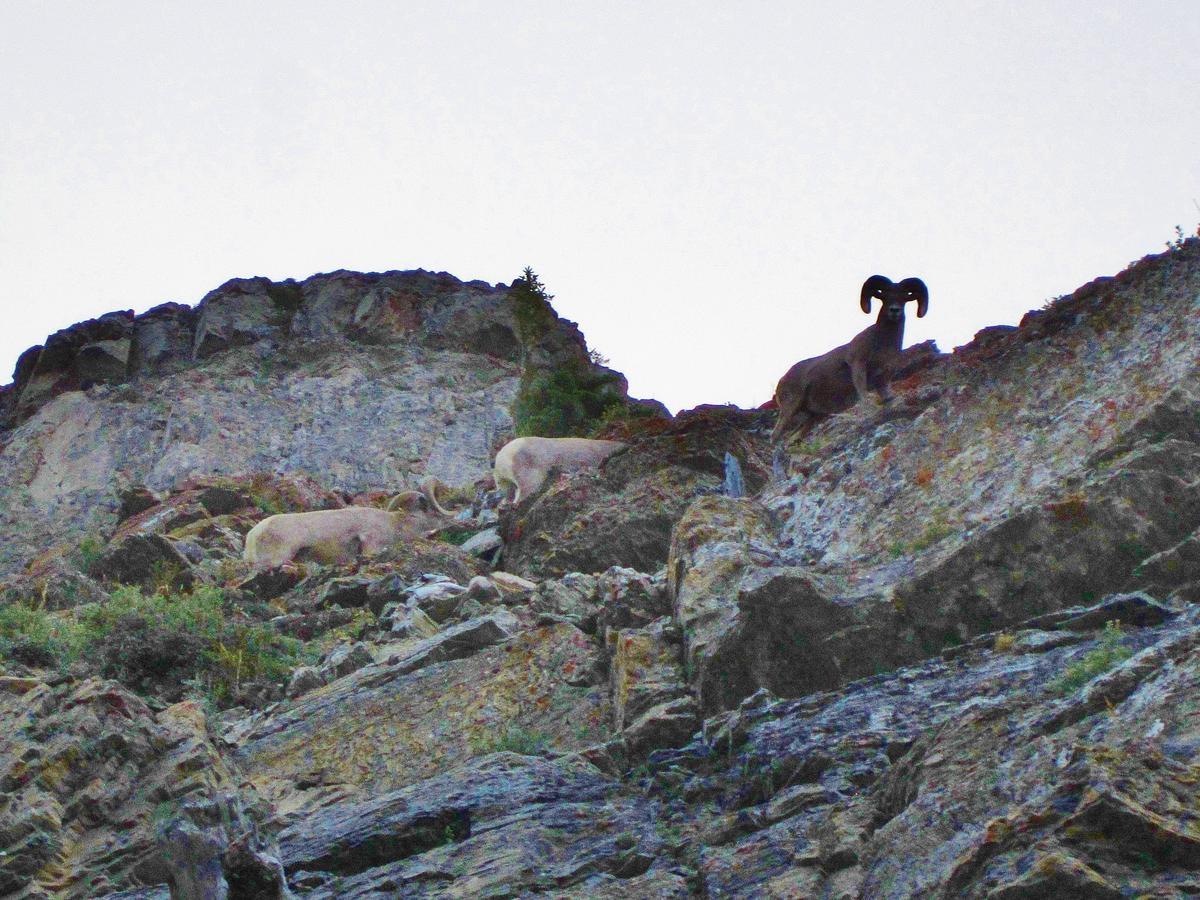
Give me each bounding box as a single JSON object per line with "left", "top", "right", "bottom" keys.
{"left": 0, "top": 268, "right": 632, "bottom": 580}
{"left": 2, "top": 240, "right": 1200, "bottom": 898}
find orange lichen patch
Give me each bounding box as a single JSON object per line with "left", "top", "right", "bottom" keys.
{"left": 890, "top": 373, "right": 926, "bottom": 393}
{"left": 384, "top": 290, "right": 423, "bottom": 331}
{"left": 914, "top": 467, "right": 934, "bottom": 487}
{"left": 1046, "top": 495, "right": 1090, "bottom": 525}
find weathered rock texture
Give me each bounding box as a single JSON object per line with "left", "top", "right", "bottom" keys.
{"left": 645, "top": 598, "right": 1200, "bottom": 898}
{"left": 0, "top": 678, "right": 279, "bottom": 898}
{"left": 232, "top": 617, "right": 611, "bottom": 820}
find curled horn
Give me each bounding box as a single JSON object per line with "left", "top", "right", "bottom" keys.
{"left": 418, "top": 477, "right": 457, "bottom": 517}
{"left": 386, "top": 490, "right": 427, "bottom": 513}
{"left": 898, "top": 277, "right": 929, "bottom": 318}
{"left": 860, "top": 275, "right": 893, "bottom": 314}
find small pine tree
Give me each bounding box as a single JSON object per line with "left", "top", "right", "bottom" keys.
{"left": 509, "top": 266, "right": 557, "bottom": 346}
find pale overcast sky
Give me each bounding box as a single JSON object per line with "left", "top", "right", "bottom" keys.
{"left": 2, "top": 2, "right": 1197, "bottom": 412}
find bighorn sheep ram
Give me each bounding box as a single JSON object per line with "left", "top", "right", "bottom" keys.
{"left": 771, "top": 275, "right": 928, "bottom": 444}
{"left": 243, "top": 479, "right": 455, "bottom": 571}
{"left": 493, "top": 436, "right": 626, "bottom": 504}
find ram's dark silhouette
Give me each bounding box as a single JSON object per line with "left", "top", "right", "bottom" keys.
{"left": 771, "top": 275, "right": 929, "bottom": 444}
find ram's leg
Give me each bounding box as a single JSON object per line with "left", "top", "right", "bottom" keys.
{"left": 771, "top": 397, "right": 804, "bottom": 444}
{"left": 261, "top": 539, "right": 290, "bottom": 571}
{"left": 493, "top": 473, "right": 516, "bottom": 504}
{"left": 358, "top": 532, "right": 386, "bottom": 558}
{"left": 513, "top": 470, "right": 546, "bottom": 506}
{"left": 850, "top": 360, "right": 874, "bottom": 405}
{"left": 791, "top": 413, "right": 818, "bottom": 443}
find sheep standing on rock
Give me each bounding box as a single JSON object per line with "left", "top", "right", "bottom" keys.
{"left": 771, "top": 275, "right": 928, "bottom": 445}
{"left": 493, "top": 436, "right": 626, "bottom": 505}
{"left": 243, "top": 481, "right": 454, "bottom": 571}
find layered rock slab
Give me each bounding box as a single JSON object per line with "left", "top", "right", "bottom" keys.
{"left": 648, "top": 600, "right": 1200, "bottom": 897}
{"left": 0, "top": 678, "right": 267, "bottom": 898}
{"left": 233, "top": 618, "right": 612, "bottom": 819}
{"left": 279, "top": 753, "right": 668, "bottom": 898}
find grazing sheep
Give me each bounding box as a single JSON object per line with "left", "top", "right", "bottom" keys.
{"left": 243, "top": 482, "right": 453, "bottom": 571}
{"left": 493, "top": 436, "right": 626, "bottom": 505}
{"left": 771, "top": 275, "right": 928, "bottom": 445}
{"left": 408, "top": 476, "right": 457, "bottom": 517}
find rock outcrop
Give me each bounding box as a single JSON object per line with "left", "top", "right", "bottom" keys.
{"left": 666, "top": 239, "right": 1200, "bottom": 714}
{"left": 0, "top": 268, "right": 626, "bottom": 580}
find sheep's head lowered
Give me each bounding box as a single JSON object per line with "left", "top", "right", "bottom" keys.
{"left": 493, "top": 436, "right": 627, "bottom": 505}
{"left": 771, "top": 275, "right": 928, "bottom": 445}
{"left": 243, "top": 479, "right": 461, "bottom": 571}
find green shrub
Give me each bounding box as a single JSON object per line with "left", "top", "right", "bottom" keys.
{"left": 435, "top": 527, "right": 477, "bottom": 547}
{"left": 0, "top": 601, "right": 83, "bottom": 668}
{"left": 506, "top": 267, "right": 630, "bottom": 437}
{"left": 80, "top": 584, "right": 227, "bottom": 639}
{"left": 512, "top": 362, "right": 625, "bottom": 438}
{"left": 1054, "top": 621, "right": 1134, "bottom": 694}
{"left": 470, "top": 726, "right": 551, "bottom": 756}
{"left": 73, "top": 535, "right": 106, "bottom": 571}
{"left": 588, "top": 399, "right": 663, "bottom": 437}
{"left": 265, "top": 280, "right": 304, "bottom": 313}
{"left": 87, "top": 585, "right": 300, "bottom": 704}
{"left": 0, "top": 585, "right": 300, "bottom": 706}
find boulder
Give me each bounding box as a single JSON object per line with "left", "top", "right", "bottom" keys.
{"left": 595, "top": 565, "right": 671, "bottom": 632}
{"left": 116, "top": 485, "right": 162, "bottom": 522}
{"left": 460, "top": 526, "right": 502, "bottom": 561}
{"left": 697, "top": 566, "right": 876, "bottom": 714}
{"left": 286, "top": 666, "right": 325, "bottom": 699}
{"left": 531, "top": 573, "right": 602, "bottom": 629}
{"left": 609, "top": 617, "right": 688, "bottom": 731}
{"left": 6, "top": 310, "right": 134, "bottom": 424}
{"left": 313, "top": 576, "right": 375, "bottom": 612}
{"left": 322, "top": 642, "right": 375, "bottom": 680}
{"left": 76, "top": 338, "right": 130, "bottom": 385}
{"left": 891, "top": 438, "right": 1200, "bottom": 656}
{"left": 464, "top": 574, "right": 501, "bottom": 603}
{"left": 621, "top": 696, "right": 700, "bottom": 758}
{"left": 128, "top": 302, "right": 196, "bottom": 375}
{"left": 87, "top": 533, "right": 195, "bottom": 592}
{"left": 489, "top": 570, "right": 538, "bottom": 599}
{"left": 387, "top": 605, "right": 440, "bottom": 640}
{"left": 668, "top": 495, "right": 780, "bottom": 712}
{"left": 191, "top": 277, "right": 291, "bottom": 359}
{"left": 407, "top": 578, "right": 467, "bottom": 622}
